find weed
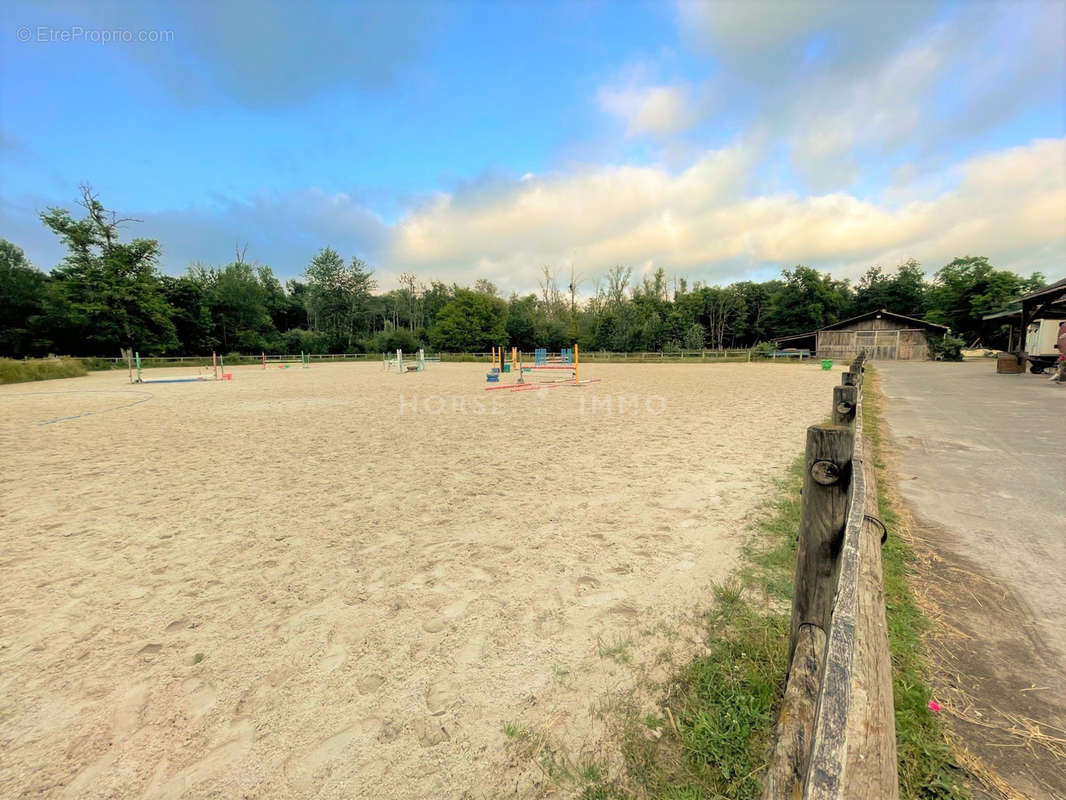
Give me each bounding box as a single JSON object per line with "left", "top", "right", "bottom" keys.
{"left": 598, "top": 637, "right": 634, "bottom": 664}
{"left": 0, "top": 357, "right": 88, "bottom": 384}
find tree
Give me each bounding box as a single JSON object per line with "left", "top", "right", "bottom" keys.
{"left": 208, "top": 262, "right": 279, "bottom": 352}
{"left": 924, "top": 256, "right": 1045, "bottom": 344}
{"left": 852, "top": 260, "right": 926, "bottom": 317}
{"left": 683, "top": 322, "right": 706, "bottom": 350}
{"left": 0, "top": 239, "right": 48, "bottom": 356}
{"left": 40, "top": 186, "right": 176, "bottom": 355}
{"left": 304, "top": 248, "right": 377, "bottom": 350}
{"left": 428, "top": 289, "right": 507, "bottom": 352}
{"left": 763, "top": 266, "right": 850, "bottom": 337}
{"left": 160, "top": 273, "right": 217, "bottom": 356}
{"left": 473, "top": 278, "right": 499, "bottom": 297}
{"left": 505, "top": 293, "right": 538, "bottom": 351}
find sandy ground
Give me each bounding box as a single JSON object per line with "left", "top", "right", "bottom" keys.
{"left": 0, "top": 362, "right": 838, "bottom": 799}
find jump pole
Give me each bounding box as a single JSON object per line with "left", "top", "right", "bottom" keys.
{"left": 213, "top": 351, "right": 218, "bottom": 380}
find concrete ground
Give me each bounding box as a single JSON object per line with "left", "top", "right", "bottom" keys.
{"left": 877, "top": 360, "right": 1065, "bottom": 799}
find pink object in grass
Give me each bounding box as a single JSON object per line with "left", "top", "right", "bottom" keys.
{"left": 928, "top": 700, "right": 941, "bottom": 712}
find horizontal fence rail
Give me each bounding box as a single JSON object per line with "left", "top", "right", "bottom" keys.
{"left": 763, "top": 351, "right": 898, "bottom": 800}
{"left": 91, "top": 348, "right": 771, "bottom": 364}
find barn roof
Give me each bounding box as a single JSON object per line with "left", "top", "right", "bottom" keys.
{"left": 981, "top": 277, "right": 1066, "bottom": 322}
{"left": 772, "top": 309, "right": 948, "bottom": 345}
{"left": 819, "top": 309, "right": 949, "bottom": 332}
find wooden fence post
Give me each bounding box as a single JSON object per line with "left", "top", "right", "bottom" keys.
{"left": 832, "top": 385, "right": 858, "bottom": 426}
{"left": 842, "top": 371, "right": 859, "bottom": 387}
{"left": 838, "top": 437, "right": 898, "bottom": 798}
{"left": 789, "top": 424, "right": 854, "bottom": 666}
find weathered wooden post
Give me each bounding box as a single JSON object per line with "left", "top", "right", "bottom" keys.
{"left": 842, "top": 370, "right": 859, "bottom": 387}
{"left": 832, "top": 385, "right": 858, "bottom": 426}
{"left": 789, "top": 424, "right": 854, "bottom": 665}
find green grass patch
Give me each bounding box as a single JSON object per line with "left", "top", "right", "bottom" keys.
{"left": 0, "top": 357, "right": 88, "bottom": 384}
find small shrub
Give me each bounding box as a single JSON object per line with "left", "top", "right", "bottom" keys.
{"left": 80, "top": 357, "right": 116, "bottom": 371}
{"left": 928, "top": 334, "right": 965, "bottom": 361}
{"left": 0, "top": 357, "right": 88, "bottom": 384}
{"left": 683, "top": 323, "right": 706, "bottom": 350}
{"left": 369, "top": 327, "right": 421, "bottom": 354}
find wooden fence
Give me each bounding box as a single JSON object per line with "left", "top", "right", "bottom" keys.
{"left": 94, "top": 349, "right": 755, "bottom": 365}
{"left": 763, "top": 351, "right": 898, "bottom": 799}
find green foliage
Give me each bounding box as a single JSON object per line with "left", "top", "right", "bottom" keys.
{"left": 927, "top": 334, "right": 966, "bottom": 361}
{"left": 0, "top": 239, "right": 48, "bottom": 357}
{"left": 924, "top": 256, "right": 1044, "bottom": 346}
{"left": 763, "top": 265, "right": 850, "bottom": 336}
{"left": 280, "top": 327, "right": 330, "bottom": 355}
{"left": 303, "top": 247, "right": 377, "bottom": 351}
{"left": 683, "top": 323, "right": 706, "bottom": 350}
{"left": 429, "top": 289, "right": 507, "bottom": 351}
{"left": 853, "top": 260, "right": 926, "bottom": 318}
{"left": 368, "top": 326, "right": 421, "bottom": 354}
{"left": 79, "top": 357, "right": 117, "bottom": 371}
{"left": 40, "top": 187, "right": 178, "bottom": 355}
{"left": 0, "top": 357, "right": 87, "bottom": 384}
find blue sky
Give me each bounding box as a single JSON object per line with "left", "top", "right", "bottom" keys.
{"left": 1, "top": 1, "right": 1063, "bottom": 293}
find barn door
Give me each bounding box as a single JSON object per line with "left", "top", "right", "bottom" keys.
{"left": 875, "top": 330, "right": 899, "bottom": 359}
{"left": 856, "top": 331, "right": 875, "bottom": 359}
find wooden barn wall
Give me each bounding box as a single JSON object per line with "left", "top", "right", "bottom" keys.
{"left": 897, "top": 330, "right": 929, "bottom": 360}
{"left": 816, "top": 328, "right": 932, "bottom": 360}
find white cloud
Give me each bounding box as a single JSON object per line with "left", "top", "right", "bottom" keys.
{"left": 597, "top": 83, "right": 702, "bottom": 138}
{"left": 385, "top": 137, "right": 1066, "bottom": 290}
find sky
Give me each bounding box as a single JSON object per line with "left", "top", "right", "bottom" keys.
{"left": 1, "top": 0, "right": 1064, "bottom": 294}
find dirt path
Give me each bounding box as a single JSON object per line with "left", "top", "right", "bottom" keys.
{"left": 0, "top": 362, "right": 839, "bottom": 799}
{"left": 877, "top": 361, "right": 1066, "bottom": 799}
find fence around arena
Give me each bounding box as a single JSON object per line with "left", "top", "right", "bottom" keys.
{"left": 763, "top": 351, "right": 898, "bottom": 799}
{"left": 93, "top": 349, "right": 761, "bottom": 366}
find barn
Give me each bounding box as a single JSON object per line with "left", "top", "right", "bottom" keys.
{"left": 774, "top": 309, "right": 950, "bottom": 361}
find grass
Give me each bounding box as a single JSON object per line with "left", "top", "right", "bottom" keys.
{"left": 0, "top": 357, "right": 88, "bottom": 384}
{"left": 598, "top": 637, "right": 635, "bottom": 664}
{"left": 503, "top": 367, "right": 970, "bottom": 799}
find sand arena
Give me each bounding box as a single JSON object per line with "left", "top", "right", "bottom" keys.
{"left": 0, "top": 361, "right": 838, "bottom": 798}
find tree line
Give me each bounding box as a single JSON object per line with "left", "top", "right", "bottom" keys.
{"left": 0, "top": 188, "right": 1047, "bottom": 358}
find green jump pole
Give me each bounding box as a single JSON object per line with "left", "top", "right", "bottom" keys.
{"left": 135, "top": 352, "right": 142, "bottom": 383}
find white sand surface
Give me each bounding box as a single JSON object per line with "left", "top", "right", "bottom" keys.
{"left": 0, "top": 362, "right": 838, "bottom": 798}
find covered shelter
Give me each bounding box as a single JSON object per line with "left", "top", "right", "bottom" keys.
{"left": 982, "top": 278, "right": 1066, "bottom": 351}
{"left": 774, "top": 309, "right": 949, "bottom": 361}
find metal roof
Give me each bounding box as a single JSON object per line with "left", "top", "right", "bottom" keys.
{"left": 819, "top": 308, "right": 949, "bottom": 332}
